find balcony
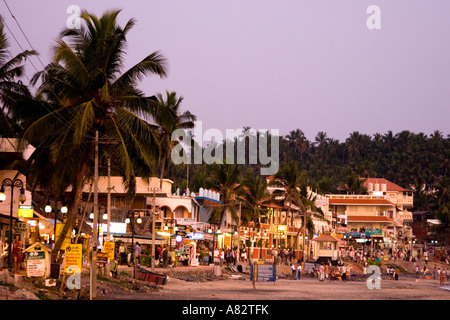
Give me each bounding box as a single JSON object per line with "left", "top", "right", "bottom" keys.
{"left": 398, "top": 212, "right": 413, "bottom": 223}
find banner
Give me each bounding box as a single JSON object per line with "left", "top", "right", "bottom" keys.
{"left": 104, "top": 242, "right": 115, "bottom": 260}
{"left": 26, "top": 251, "right": 46, "bottom": 277}
{"left": 63, "top": 244, "right": 82, "bottom": 273}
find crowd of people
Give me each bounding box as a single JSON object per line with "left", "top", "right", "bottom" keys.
{"left": 415, "top": 264, "right": 449, "bottom": 285}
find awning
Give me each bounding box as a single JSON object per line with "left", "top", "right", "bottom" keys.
{"left": 0, "top": 213, "right": 19, "bottom": 225}
{"left": 113, "top": 234, "right": 166, "bottom": 245}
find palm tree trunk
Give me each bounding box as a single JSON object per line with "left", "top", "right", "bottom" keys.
{"left": 51, "top": 161, "right": 87, "bottom": 263}
{"left": 160, "top": 158, "right": 165, "bottom": 189}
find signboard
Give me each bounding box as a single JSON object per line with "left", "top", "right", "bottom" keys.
{"left": 104, "top": 242, "right": 115, "bottom": 260}
{"left": 176, "top": 218, "right": 197, "bottom": 226}
{"left": 18, "top": 205, "right": 33, "bottom": 218}
{"left": 250, "top": 263, "right": 276, "bottom": 282}
{"left": 63, "top": 244, "right": 82, "bottom": 273}
{"left": 13, "top": 221, "right": 28, "bottom": 233}
{"left": 303, "top": 262, "right": 315, "bottom": 272}
{"left": 97, "top": 252, "right": 108, "bottom": 264}
{"left": 26, "top": 251, "right": 46, "bottom": 277}
{"left": 188, "top": 232, "right": 204, "bottom": 240}
{"left": 366, "top": 229, "right": 383, "bottom": 237}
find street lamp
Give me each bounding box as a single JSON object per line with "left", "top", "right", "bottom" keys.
{"left": 90, "top": 205, "right": 108, "bottom": 249}
{"left": 165, "top": 218, "right": 176, "bottom": 251}
{"left": 0, "top": 178, "right": 26, "bottom": 274}
{"left": 208, "top": 224, "right": 220, "bottom": 264}
{"left": 45, "top": 200, "right": 68, "bottom": 257}
{"left": 125, "top": 210, "right": 142, "bottom": 278}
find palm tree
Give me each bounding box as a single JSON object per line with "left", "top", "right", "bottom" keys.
{"left": 209, "top": 163, "right": 242, "bottom": 227}
{"left": 239, "top": 174, "right": 271, "bottom": 225}
{"left": 239, "top": 173, "right": 271, "bottom": 258}
{"left": 154, "top": 90, "right": 196, "bottom": 189}
{"left": 269, "top": 162, "right": 305, "bottom": 227}
{"left": 18, "top": 9, "right": 169, "bottom": 261}
{"left": 0, "top": 15, "right": 35, "bottom": 136}
{"left": 292, "top": 178, "right": 325, "bottom": 260}
{"left": 270, "top": 162, "right": 324, "bottom": 259}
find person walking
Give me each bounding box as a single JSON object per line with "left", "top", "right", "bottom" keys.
{"left": 162, "top": 246, "right": 168, "bottom": 267}
{"left": 297, "top": 262, "right": 302, "bottom": 280}
{"left": 134, "top": 242, "right": 141, "bottom": 269}
{"left": 290, "top": 262, "right": 296, "bottom": 280}
{"left": 341, "top": 264, "right": 347, "bottom": 281}
{"left": 394, "top": 267, "right": 399, "bottom": 281}
{"left": 440, "top": 268, "right": 446, "bottom": 286}
{"left": 0, "top": 238, "right": 4, "bottom": 269}
{"left": 13, "top": 236, "right": 22, "bottom": 273}
{"left": 319, "top": 264, "right": 325, "bottom": 282}
{"left": 433, "top": 266, "right": 437, "bottom": 280}
{"left": 119, "top": 242, "right": 126, "bottom": 265}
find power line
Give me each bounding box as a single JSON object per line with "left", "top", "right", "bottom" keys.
{"left": 0, "top": 1, "right": 79, "bottom": 131}
{"left": 2, "top": 0, "right": 45, "bottom": 69}
{"left": 0, "top": 15, "right": 39, "bottom": 74}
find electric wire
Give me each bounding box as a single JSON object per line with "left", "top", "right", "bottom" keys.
{"left": 0, "top": 1, "right": 85, "bottom": 132}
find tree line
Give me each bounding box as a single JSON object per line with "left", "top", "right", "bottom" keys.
{"left": 1, "top": 9, "right": 448, "bottom": 259}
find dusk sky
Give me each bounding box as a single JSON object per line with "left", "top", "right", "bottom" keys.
{"left": 1, "top": 0, "right": 449, "bottom": 142}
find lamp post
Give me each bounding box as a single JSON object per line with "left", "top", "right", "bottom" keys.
{"left": 0, "top": 178, "right": 26, "bottom": 274}
{"left": 208, "top": 224, "right": 220, "bottom": 264}
{"left": 45, "top": 201, "right": 68, "bottom": 244}
{"left": 125, "top": 210, "right": 142, "bottom": 278}
{"left": 165, "top": 217, "right": 176, "bottom": 251}
{"left": 89, "top": 205, "right": 108, "bottom": 251}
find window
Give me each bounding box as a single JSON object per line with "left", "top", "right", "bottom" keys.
{"left": 112, "top": 196, "right": 130, "bottom": 209}
{"left": 319, "top": 242, "right": 332, "bottom": 250}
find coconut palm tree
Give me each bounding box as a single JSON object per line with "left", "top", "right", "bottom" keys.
{"left": 292, "top": 177, "right": 325, "bottom": 260}
{"left": 238, "top": 173, "right": 272, "bottom": 258}
{"left": 18, "top": 9, "right": 170, "bottom": 261}
{"left": 154, "top": 90, "right": 196, "bottom": 189}
{"left": 0, "top": 15, "right": 35, "bottom": 136}
{"left": 269, "top": 162, "right": 305, "bottom": 227}
{"left": 239, "top": 174, "right": 271, "bottom": 225}
{"left": 209, "top": 163, "right": 242, "bottom": 227}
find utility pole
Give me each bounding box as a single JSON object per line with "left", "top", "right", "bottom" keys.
{"left": 105, "top": 157, "right": 111, "bottom": 276}
{"left": 302, "top": 212, "right": 306, "bottom": 262}
{"left": 237, "top": 201, "right": 241, "bottom": 263}
{"left": 148, "top": 187, "right": 160, "bottom": 272}
{"left": 90, "top": 130, "right": 99, "bottom": 300}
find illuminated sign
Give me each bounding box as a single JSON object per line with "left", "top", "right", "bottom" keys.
{"left": 18, "top": 205, "right": 33, "bottom": 218}
{"left": 189, "top": 233, "right": 204, "bottom": 240}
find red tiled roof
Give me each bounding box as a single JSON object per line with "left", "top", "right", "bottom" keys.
{"left": 312, "top": 234, "right": 340, "bottom": 242}
{"left": 328, "top": 198, "right": 395, "bottom": 206}
{"left": 361, "top": 178, "right": 410, "bottom": 192}
{"left": 347, "top": 215, "right": 393, "bottom": 223}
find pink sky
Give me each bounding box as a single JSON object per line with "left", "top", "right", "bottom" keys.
{"left": 2, "top": 0, "right": 449, "bottom": 141}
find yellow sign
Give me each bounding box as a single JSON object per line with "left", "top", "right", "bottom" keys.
{"left": 56, "top": 223, "right": 71, "bottom": 249}
{"left": 104, "top": 242, "right": 115, "bottom": 260}
{"left": 18, "top": 205, "right": 33, "bottom": 218}
{"left": 63, "top": 244, "right": 82, "bottom": 273}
